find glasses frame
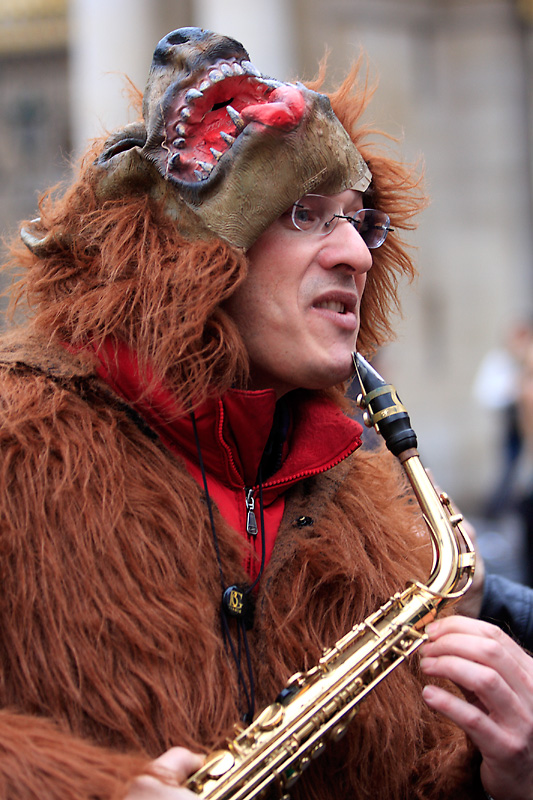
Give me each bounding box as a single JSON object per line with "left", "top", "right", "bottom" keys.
{"left": 290, "top": 194, "right": 393, "bottom": 249}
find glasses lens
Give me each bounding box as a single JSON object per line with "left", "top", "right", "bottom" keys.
{"left": 291, "top": 197, "right": 392, "bottom": 248}
{"left": 351, "top": 209, "right": 391, "bottom": 249}
{"left": 292, "top": 195, "right": 336, "bottom": 234}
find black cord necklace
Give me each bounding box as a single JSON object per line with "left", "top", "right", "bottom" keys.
{"left": 191, "top": 412, "right": 267, "bottom": 723}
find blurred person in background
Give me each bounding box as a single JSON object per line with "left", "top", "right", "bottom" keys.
{"left": 512, "top": 337, "right": 533, "bottom": 586}
{"left": 473, "top": 320, "right": 533, "bottom": 519}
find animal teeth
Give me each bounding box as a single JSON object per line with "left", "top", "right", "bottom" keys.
{"left": 199, "top": 79, "right": 211, "bottom": 92}
{"left": 210, "top": 147, "right": 223, "bottom": 161}
{"left": 169, "top": 153, "right": 181, "bottom": 169}
{"left": 176, "top": 123, "right": 187, "bottom": 137}
{"left": 194, "top": 169, "right": 205, "bottom": 180}
{"left": 185, "top": 88, "right": 203, "bottom": 102}
{"left": 180, "top": 107, "right": 191, "bottom": 121}
{"left": 221, "top": 63, "right": 234, "bottom": 76}
{"left": 173, "top": 137, "right": 186, "bottom": 149}
{"left": 208, "top": 68, "right": 224, "bottom": 83}
{"left": 220, "top": 131, "right": 235, "bottom": 146}
{"left": 232, "top": 63, "right": 244, "bottom": 75}
{"left": 261, "top": 79, "right": 282, "bottom": 90}
{"left": 227, "top": 105, "right": 246, "bottom": 131}
{"left": 198, "top": 160, "right": 214, "bottom": 173}
{"left": 242, "top": 60, "right": 261, "bottom": 77}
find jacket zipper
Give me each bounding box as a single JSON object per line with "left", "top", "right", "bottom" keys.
{"left": 242, "top": 448, "right": 354, "bottom": 537}
{"left": 244, "top": 487, "right": 258, "bottom": 536}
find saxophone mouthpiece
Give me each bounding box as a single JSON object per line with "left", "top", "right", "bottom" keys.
{"left": 352, "top": 352, "right": 418, "bottom": 457}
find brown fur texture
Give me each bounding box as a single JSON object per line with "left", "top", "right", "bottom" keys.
{"left": 7, "top": 196, "right": 250, "bottom": 411}
{"left": 0, "top": 346, "right": 481, "bottom": 798}
{"left": 0, "top": 62, "right": 482, "bottom": 799}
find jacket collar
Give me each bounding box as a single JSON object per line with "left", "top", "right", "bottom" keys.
{"left": 91, "top": 338, "right": 363, "bottom": 490}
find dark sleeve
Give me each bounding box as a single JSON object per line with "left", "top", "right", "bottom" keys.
{"left": 480, "top": 572, "right": 533, "bottom": 651}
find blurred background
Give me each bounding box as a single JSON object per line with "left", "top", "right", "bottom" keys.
{"left": 2, "top": 0, "right": 533, "bottom": 582}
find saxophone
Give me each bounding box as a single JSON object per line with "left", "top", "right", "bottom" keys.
{"left": 187, "top": 353, "right": 476, "bottom": 800}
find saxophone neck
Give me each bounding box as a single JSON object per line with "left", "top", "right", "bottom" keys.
{"left": 352, "top": 352, "right": 476, "bottom": 605}
{"left": 402, "top": 452, "right": 474, "bottom": 602}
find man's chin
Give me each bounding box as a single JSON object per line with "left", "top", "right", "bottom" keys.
{"left": 308, "top": 361, "right": 355, "bottom": 392}
{"left": 326, "top": 353, "right": 357, "bottom": 385}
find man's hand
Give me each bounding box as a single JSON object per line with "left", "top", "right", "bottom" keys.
{"left": 126, "top": 747, "right": 205, "bottom": 799}
{"left": 420, "top": 615, "right": 533, "bottom": 800}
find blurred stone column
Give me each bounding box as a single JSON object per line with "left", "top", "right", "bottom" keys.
{"left": 69, "top": 0, "right": 296, "bottom": 156}
{"left": 68, "top": 0, "right": 162, "bottom": 155}
{"left": 193, "top": 0, "right": 296, "bottom": 79}
{"left": 517, "top": 8, "right": 533, "bottom": 268}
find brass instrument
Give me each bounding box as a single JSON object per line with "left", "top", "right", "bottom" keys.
{"left": 187, "top": 353, "right": 476, "bottom": 800}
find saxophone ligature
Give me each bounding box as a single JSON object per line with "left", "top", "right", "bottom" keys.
{"left": 187, "top": 353, "right": 476, "bottom": 800}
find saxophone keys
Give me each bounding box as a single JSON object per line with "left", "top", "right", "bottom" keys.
{"left": 310, "top": 740, "right": 327, "bottom": 759}
{"left": 253, "top": 701, "right": 284, "bottom": 731}
{"left": 329, "top": 708, "right": 357, "bottom": 742}
{"left": 232, "top": 720, "right": 246, "bottom": 735}
{"left": 460, "top": 552, "right": 476, "bottom": 568}
{"left": 330, "top": 722, "right": 349, "bottom": 742}
{"left": 283, "top": 768, "right": 301, "bottom": 789}
{"left": 202, "top": 749, "right": 236, "bottom": 779}
{"left": 286, "top": 670, "right": 305, "bottom": 688}
{"left": 299, "top": 755, "right": 311, "bottom": 772}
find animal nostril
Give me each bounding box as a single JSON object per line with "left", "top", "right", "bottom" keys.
{"left": 167, "top": 31, "right": 190, "bottom": 45}
{"left": 153, "top": 28, "right": 208, "bottom": 64}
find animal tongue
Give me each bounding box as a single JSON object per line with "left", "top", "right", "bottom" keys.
{"left": 166, "top": 80, "right": 306, "bottom": 182}
{"left": 241, "top": 84, "right": 306, "bottom": 131}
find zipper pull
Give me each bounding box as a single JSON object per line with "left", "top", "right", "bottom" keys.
{"left": 245, "top": 488, "right": 258, "bottom": 536}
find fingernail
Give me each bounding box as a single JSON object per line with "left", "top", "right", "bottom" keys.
{"left": 422, "top": 685, "right": 436, "bottom": 701}
{"left": 425, "top": 622, "right": 438, "bottom": 638}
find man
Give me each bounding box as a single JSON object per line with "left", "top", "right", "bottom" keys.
{"left": 0, "top": 26, "right": 531, "bottom": 800}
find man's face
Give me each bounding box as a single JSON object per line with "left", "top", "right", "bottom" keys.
{"left": 224, "top": 189, "right": 373, "bottom": 396}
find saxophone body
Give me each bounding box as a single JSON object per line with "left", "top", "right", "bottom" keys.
{"left": 187, "top": 353, "right": 476, "bottom": 800}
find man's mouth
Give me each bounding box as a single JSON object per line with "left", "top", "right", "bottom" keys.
{"left": 314, "top": 299, "right": 357, "bottom": 315}
{"left": 164, "top": 60, "right": 305, "bottom": 183}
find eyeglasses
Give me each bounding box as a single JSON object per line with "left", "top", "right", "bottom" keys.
{"left": 290, "top": 194, "right": 393, "bottom": 249}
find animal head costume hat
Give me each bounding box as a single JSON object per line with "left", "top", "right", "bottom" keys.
{"left": 11, "top": 27, "right": 423, "bottom": 409}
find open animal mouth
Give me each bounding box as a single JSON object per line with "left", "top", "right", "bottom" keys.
{"left": 164, "top": 60, "right": 305, "bottom": 183}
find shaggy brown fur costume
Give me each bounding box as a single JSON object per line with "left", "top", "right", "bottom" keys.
{"left": 0, "top": 41, "right": 483, "bottom": 800}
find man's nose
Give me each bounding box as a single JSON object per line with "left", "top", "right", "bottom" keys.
{"left": 318, "top": 218, "right": 374, "bottom": 274}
